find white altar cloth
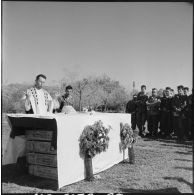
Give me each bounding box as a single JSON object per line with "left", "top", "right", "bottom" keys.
{"left": 4, "top": 112, "right": 131, "bottom": 188}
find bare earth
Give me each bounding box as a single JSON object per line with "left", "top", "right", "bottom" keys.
{"left": 2, "top": 114, "right": 193, "bottom": 193}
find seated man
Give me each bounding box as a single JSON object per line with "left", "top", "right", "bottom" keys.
{"left": 23, "top": 74, "right": 53, "bottom": 114}
{"left": 57, "top": 85, "right": 76, "bottom": 114}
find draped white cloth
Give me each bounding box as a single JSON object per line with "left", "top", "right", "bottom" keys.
{"left": 3, "top": 112, "right": 131, "bottom": 189}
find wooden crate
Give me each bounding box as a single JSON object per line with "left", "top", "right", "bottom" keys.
{"left": 29, "top": 164, "right": 57, "bottom": 180}
{"left": 26, "top": 130, "right": 53, "bottom": 141}
{"left": 27, "top": 153, "right": 57, "bottom": 167}
{"left": 26, "top": 141, "right": 57, "bottom": 154}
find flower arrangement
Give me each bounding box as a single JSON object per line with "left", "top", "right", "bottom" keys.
{"left": 120, "top": 123, "right": 138, "bottom": 151}
{"left": 119, "top": 123, "right": 138, "bottom": 164}
{"left": 79, "top": 120, "right": 111, "bottom": 181}
{"left": 79, "top": 120, "right": 111, "bottom": 158}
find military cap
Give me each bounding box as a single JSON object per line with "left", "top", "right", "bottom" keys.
{"left": 177, "top": 85, "right": 184, "bottom": 90}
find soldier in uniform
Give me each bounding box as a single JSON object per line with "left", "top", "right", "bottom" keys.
{"left": 146, "top": 88, "right": 161, "bottom": 138}
{"left": 172, "top": 85, "right": 187, "bottom": 142}
{"left": 183, "top": 87, "right": 190, "bottom": 138}
{"left": 170, "top": 88, "right": 175, "bottom": 135}
{"left": 186, "top": 91, "right": 193, "bottom": 140}
{"left": 126, "top": 95, "right": 137, "bottom": 130}
{"left": 159, "top": 87, "right": 173, "bottom": 138}
{"left": 136, "top": 85, "right": 148, "bottom": 137}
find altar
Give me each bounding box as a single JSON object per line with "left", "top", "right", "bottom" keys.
{"left": 3, "top": 112, "right": 131, "bottom": 189}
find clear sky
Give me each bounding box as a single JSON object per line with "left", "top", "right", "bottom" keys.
{"left": 2, "top": 1, "right": 193, "bottom": 92}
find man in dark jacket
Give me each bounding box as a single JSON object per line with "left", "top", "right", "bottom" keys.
{"left": 185, "top": 91, "right": 193, "bottom": 140}
{"left": 136, "top": 85, "right": 148, "bottom": 137}
{"left": 146, "top": 88, "right": 161, "bottom": 138}
{"left": 183, "top": 87, "right": 190, "bottom": 138}
{"left": 172, "top": 85, "right": 187, "bottom": 142}
{"left": 160, "top": 87, "right": 173, "bottom": 138}
{"left": 126, "top": 95, "right": 137, "bottom": 130}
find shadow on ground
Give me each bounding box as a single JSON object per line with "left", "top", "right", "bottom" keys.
{"left": 2, "top": 164, "right": 58, "bottom": 191}
{"left": 160, "top": 143, "right": 192, "bottom": 148}
{"left": 143, "top": 137, "right": 193, "bottom": 146}
{"left": 174, "top": 151, "right": 192, "bottom": 155}
{"left": 119, "top": 187, "right": 180, "bottom": 193}
{"left": 174, "top": 166, "right": 193, "bottom": 171}
{"left": 174, "top": 159, "right": 192, "bottom": 162}
{"left": 163, "top": 177, "right": 193, "bottom": 191}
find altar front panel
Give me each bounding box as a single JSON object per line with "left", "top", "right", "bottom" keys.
{"left": 6, "top": 113, "right": 131, "bottom": 189}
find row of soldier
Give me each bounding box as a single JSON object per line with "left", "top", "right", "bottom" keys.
{"left": 126, "top": 85, "right": 193, "bottom": 141}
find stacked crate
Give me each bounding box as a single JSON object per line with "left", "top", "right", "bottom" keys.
{"left": 26, "top": 130, "right": 58, "bottom": 180}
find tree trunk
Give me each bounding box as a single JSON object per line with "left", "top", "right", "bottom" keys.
{"left": 123, "top": 149, "right": 125, "bottom": 161}
{"left": 79, "top": 90, "right": 82, "bottom": 112}
{"left": 84, "top": 155, "right": 94, "bottom": 181}
{"left": 128, "top": 146, "right": 135, "bottom": 164}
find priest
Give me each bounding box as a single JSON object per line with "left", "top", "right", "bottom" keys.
{"left": 23, "top": 74, "right": 53, "bottom": 114}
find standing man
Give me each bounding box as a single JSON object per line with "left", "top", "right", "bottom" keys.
{"left": 172, "top": 85, "right": 187, "bottom": 142}
{"left": 160, "top": 87, "right": 173, "bottom": 138}
{"left": 126, "top": 94, "right": 137, "bottom": 130}
{"left": 136, "top": 85, "right": 148, "bottom": 137}
{"left": 146, "top": 88, "right": 161, "bottom": 138}
{"left": 57, "top": 85, "right": 76, "bottom": 113}
{"left": 183, "top": 87, "right": 190, "bottom": 138}
{"left": 186, "top": 91, "right": 193, "bottom": 140}
{"left": 23, "top": 74, "right": 53, "bottom": 114}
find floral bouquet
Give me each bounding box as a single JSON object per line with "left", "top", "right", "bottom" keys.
{"left": 79, "top": 120, "right": 111, "bottom": 181}
{"left": 119, "top": 123, "right": 138, "bottom": 164}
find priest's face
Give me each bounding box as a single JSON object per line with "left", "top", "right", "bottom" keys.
{"left": 35, "top": 76, "right": 46, "bottom": 89}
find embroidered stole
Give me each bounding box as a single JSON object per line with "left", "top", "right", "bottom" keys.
{"left": 27, "top": 87, "right": 49, "bottom": 114}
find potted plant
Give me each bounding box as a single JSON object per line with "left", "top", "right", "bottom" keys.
{"left": 79, "top": 120, "right": 111, "bottom": 181}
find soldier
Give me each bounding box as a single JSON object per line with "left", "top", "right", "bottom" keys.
{"left": 183, "top": 87, "right": 190, "bottom": 138}
{"left": 146, "top": 88, "right": 161, "bottom": 138}
{"left": 126, "top": 95, "right": 137, "bottom": 130}
{"left": 186, "top": 91, "right": 193, "bottom": 140}
{"left": 136, "top": 85, "right": 148, "bottom": 137}
{"left": 172, "top": 85, "right": 187, "bottom": 142}
{"left": 169, "top": 88, "right": 175, "bottom": 135}
{"left": 159, "top": 87, "right": 173, "bottom": 138}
